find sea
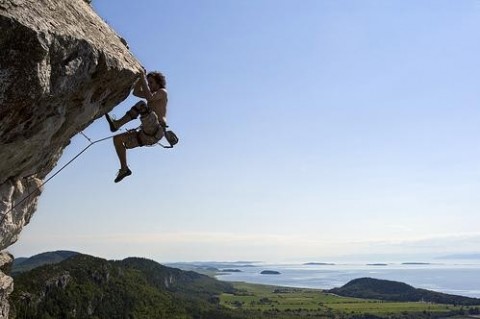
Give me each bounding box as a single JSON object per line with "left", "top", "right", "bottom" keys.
{"left": 214, "top": 262, "right": 480, "bottom": 298}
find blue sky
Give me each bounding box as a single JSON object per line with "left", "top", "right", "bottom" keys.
{"left": 10, "top": 0, "right": 480, "bottom": 262}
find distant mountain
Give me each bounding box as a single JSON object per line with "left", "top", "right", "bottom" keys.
{"left": 12, "top": 250, "right": 79, "bottom": 274}
{"left": 12, "top": 257, "right": 28, "bottom": 266}
{"left": 9, "top": 253, "right": 238, "bottom": 319}
{"left": 327, "top": 277, "right": 480, "bottom": 306}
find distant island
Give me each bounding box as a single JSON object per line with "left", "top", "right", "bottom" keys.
{"left": 260, "top": 270, "right": 281, "bottom": 275}
{"left": 402, "top": 262, "right": 431, "bottom": 265}
{"left": 367, "top": 263, "right": 388, "bottom": 266}
{"left": 303, "top": 262, "right": 335, "bottom": 266}
{"left": 220, "top": 269, "right": 242, "bottom": 273}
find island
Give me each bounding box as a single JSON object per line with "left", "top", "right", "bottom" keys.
{"left": 260, "top": 270, "right": 281, "bottom": 275}
{"left": 303, "top": 262, "right": 335, "bottom": 266}
{"left": 220, "top": 269, "right": 242, "bottom": 272}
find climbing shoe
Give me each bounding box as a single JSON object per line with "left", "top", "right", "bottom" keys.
{"left": 114, "top": 167, "right": 132, "bottom": 183}
{"left": 105, "top": 114, "right": 118, "bottom": 132}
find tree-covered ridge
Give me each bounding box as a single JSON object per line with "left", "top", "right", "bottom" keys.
{"left": 9, "top": 254, "right": 237, "bottom": 319}
{"left": 12, "top": 250, "right": 79, "bottom": 274}
{"left": 328, "top": 277, "right": 480, "bottom": 306}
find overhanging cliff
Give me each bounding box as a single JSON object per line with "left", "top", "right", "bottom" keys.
{"left": 0, "top": 0, "right": 142, "bottom": 316}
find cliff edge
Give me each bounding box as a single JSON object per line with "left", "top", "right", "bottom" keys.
{"left": 0, "top": 0, "right": 142, "bottom": 316}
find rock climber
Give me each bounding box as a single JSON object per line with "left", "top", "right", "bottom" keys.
{"left": 105, "top": 70, "right": 168, "bottom": 183}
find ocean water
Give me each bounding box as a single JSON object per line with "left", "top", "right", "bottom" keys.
{"left": 216, "top": 263, "right": 480, "bottom": 298}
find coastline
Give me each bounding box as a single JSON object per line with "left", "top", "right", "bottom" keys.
{"left": 210, "top": 262, "right": 480, "bottom": 299}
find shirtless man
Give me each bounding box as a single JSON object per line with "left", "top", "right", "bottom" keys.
{"left": 105, "top": 70, "right": 168, "bottom": 183}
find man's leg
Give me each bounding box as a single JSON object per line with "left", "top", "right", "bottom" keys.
{"left": 106, "top": 101, "right": 148, "bottom": 132}
{"left": 112, "top": 131, "right": 139, "bottom": 183}
{"left": 113, "top": 134, "right": 129, "bottom": 170}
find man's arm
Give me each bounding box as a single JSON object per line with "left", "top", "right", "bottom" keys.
{"left": 138, "top": 73, "right": 154, "bottom": 101}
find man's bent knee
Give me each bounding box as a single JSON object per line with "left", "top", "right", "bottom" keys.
{"left": 126, "top": 101, "right": 148, "bottom": 119}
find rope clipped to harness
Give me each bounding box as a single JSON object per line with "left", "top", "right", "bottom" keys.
{"left": 158, "top": 124, "right": 179, "bottom": 148}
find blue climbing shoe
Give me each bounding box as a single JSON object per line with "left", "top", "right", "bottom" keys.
{"left": 114, "top": 167, "right": 132, "bottom": 183}
{"left": 105, "top": 114, "right": 119, "bottom": 132}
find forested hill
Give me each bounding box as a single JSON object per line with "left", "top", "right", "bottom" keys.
{"left": 328, "top": 277, "right": 480, "bottom": 306}
{"left": 10, "top": 254, "right": 237, "bottom": 319}
{"left": 12, "top": 250, "right": 79, "bottom": 274}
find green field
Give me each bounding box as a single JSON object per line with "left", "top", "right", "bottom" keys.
{"left": 220, "top": 282, "right": 480, "bottom": 318}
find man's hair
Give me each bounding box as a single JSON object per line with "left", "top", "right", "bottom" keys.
{"left": 147, "top": 71, "right": 166, "bottom": 89}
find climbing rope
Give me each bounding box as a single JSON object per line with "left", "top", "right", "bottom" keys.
{"left": 0, "top": 132, "right": 116, "bottom": 227}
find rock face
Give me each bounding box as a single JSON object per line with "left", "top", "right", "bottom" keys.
{"left": 0, "top": 0, "right": 142, "bottom": 316}
{"left": 0, "top": 253, "right": 13, "bottom": 318}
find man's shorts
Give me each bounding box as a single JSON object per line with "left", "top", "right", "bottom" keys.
{"left": 124, "top": 129, "right": 164, "bottom": 149}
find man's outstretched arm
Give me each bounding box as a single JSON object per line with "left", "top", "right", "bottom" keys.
{"left": 138, "top": 72, "right": 154, "bottom": 101}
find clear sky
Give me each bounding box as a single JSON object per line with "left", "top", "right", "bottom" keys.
{"left": 10, "top": 0, "right": 480, "bottom": 263}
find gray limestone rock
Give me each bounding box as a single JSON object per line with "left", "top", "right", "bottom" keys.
{"left": 0, "top": 0, "right": 142, "bottom": 316}
{"left": 0, "top": 253, "right": 12, "bottom": 318}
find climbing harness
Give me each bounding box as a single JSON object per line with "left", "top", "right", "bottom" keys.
{"left": 123, "top": 102, "right": 179, "bottom": 149}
